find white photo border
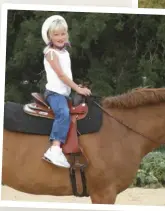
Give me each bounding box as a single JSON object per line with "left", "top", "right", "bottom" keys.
{"left": 1, "top": 3, "right": 165, "bottom": 211}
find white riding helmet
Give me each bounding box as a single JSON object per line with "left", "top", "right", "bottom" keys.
{"left": 41, "top": 15, "right": 68, "bottom": 45}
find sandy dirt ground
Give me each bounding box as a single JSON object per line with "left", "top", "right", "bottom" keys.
{"left": 1, "top": 185, "right": 165, "bottom": 206}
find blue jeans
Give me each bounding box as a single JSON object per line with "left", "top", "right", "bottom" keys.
{"left": 44, "top": 90, "right": 71, "bottom": 144}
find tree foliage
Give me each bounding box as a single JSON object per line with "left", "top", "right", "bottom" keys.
{"left": 5, "top": 10, "right": 165, "bottom": 103}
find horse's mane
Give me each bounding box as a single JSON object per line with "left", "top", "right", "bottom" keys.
{"left": 102, "top": 87, "right": 165, "bottom": 109}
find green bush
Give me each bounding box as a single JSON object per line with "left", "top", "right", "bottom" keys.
{"left": 154, "top": 144, "right": 165, "bottom": 153}
{"left": 132, "top": 152, "right": 165, "bottom": 188}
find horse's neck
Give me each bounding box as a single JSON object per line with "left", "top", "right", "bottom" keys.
{"left": 109, "top": 104, "right": 165, "bottom": 156}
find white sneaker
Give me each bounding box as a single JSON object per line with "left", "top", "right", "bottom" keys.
{"left": 43, "top": 146, "right": 70, "bottom": 168}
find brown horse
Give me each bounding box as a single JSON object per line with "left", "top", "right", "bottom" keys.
{"left": 2, "top": 87, "right": 165, "bottom": 204}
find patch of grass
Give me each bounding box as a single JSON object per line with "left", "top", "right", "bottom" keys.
{"left": 139, "top": 0, "right": 165, "bottom": 8}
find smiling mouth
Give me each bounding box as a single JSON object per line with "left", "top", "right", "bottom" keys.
{"left": 57, "top": 41, "right": 64, "bottom": 44}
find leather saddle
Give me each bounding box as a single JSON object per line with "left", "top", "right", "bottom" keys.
{"left": 23, "top": 92, "right": 89, "bottom": 154}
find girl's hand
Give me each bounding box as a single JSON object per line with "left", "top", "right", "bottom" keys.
{"left": 76, "top": 87, "right": 91, "bottom": 96}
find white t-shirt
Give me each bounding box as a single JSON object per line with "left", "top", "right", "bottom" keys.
{"left": 43, "top": 48, "right": 73, "bottom": 97}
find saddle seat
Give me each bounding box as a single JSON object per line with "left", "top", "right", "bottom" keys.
{"left": 23, "top": 92, "right": 89, "bottom": 154}
{"left": 24, "top": 92, "right": 88, "bottom": 120}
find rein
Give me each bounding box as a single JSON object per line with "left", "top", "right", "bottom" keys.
{"left": 91, "top": 97, "right": 159, "bottom": 145}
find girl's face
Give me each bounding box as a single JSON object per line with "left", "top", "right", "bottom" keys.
{"left": 50, "top": 28, "right": 67, "bottom": 48}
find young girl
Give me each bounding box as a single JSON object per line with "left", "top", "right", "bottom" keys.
{"left": 41, "top": 15, "right": 91, "bottom": 168}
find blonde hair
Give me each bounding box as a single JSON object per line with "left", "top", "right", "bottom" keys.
{"left": 48, "top": 19, "right": 68, "bottom": 35}
{"left": 43, "top": 17, "right": 69, "bottom": 54}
